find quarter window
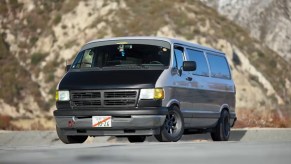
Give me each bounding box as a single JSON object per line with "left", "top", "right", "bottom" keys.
{"left": 186, "top": 49, "right": 209, "bottom": 76}
{"left": 207, "top": 53, "right": 231, "bottom": 79}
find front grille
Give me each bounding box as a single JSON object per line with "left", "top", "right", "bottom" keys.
{"left": 72, "top": 100, "right": 101, "bottom": 107}
{"left": 71, "top": 92, "right": 101, "bottom": 99}
{"left": 104, "top": 99, "right": 136, "bottom": 106}
{"left": 70, "top": 90, "right": 138, "bottom": 108}
{"left": 104, "top": 91, "right": 136, "bottom": 98}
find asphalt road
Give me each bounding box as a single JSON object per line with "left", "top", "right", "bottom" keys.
{"left": 0, "top": 129, "right": 291, "bottom": 164}
{"left": 0, "top": 141, "right": 290, "bottom": 164}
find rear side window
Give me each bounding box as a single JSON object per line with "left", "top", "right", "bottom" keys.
{"left": 186, "top": 49, "right": 209, "bottom": 76}
{"left": 207, "top": 53, "right": 231, "bottom": 79}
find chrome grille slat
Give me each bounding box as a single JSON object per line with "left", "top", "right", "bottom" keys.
{"left": 70, "top": 90, "right": 138, "bottom": 108}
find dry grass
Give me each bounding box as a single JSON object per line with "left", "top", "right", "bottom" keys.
{"left": 234, "top": 108, "right": 291, "bottom": 128}
{"left": 0, "top": 114, "right": 56, "bottom": 130}
{"left": 10, "top": 117, "right": 55, "bottom": 130}
{"left": 0, "top": 115, "right": 21, "bottom": 130}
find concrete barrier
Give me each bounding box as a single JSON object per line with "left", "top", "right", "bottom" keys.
{"left": 0, "top": 128, "right": 291, "bottom": 146}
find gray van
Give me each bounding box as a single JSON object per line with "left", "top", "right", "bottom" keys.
{"left": 54, "top": 37, "right": 236, "bottom": 144}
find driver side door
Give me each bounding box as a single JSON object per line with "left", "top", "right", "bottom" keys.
{"left": 173, "top": 45, "right": 193, "bottom": 128}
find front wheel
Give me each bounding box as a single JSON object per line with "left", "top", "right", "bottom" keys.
{"left": 211, "top": 110, "right": 230, "bottom": 141}
{"left": 127, "top": 136, "right": 146, "bottom": 143}
{"left": 154, "top": 105, "right": 184, "bottom": 142}
{"left": 56, "top": 126, "right": 88, "bottom": 144}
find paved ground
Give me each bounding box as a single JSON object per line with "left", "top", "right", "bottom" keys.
{"left": 0, "top": 129, "right": 291, "bottom": 164}
{"left": 0, "top": 141, "right": 290, "bottom": 164}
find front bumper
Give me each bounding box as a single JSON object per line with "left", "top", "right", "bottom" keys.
{"left": 54, "top": 107, "right": 167, "bottom": 136}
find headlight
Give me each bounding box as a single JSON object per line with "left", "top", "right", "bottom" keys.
{"left": 139, "top": 88, "right": 164, "bottom": 100}
{"left": 56, "top": 90, "right": 70, "bottom": 101}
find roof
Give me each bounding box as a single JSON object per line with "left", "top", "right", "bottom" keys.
{"left": 86, "top": 36, "right": 224, "bottom": 54}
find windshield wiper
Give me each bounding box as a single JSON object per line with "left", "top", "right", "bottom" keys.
{"left": 102, "top": 64, "right": 150, "bottom": 70}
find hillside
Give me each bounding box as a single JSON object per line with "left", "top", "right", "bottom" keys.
{"left": 201, "top": 0, "right": 291, "bottom": 63}
{"left": 0, "top": 0, "right": 290, "bottom": 129}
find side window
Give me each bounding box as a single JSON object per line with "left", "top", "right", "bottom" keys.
{"left": 174, "top": 46, "right": 184, "bottom": 69}
{"left": 207, "top": 53, "right": 231, "bottom": 79}
{"left": 186, "top": 49, "right": 209, "bottom": 76}
{"left": 81, "top": 49, "right": 94, "bottom": 68}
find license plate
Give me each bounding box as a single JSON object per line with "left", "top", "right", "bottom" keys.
{"left": 92, "top": 116, "right": 112, "bottom": 127}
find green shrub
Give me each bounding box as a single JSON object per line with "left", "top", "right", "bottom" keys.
{"left": 249, "top": 74, "right": 259, "bottom": 83}
{"left": 30, "top": 36, "right": 38, "bottom": 45}
{"left": 9, "top": 0, "right": 23, "bottom": 10}
{"left": 31, "top": 52, "right": 47, "bottom": 65}
{"left": 0, "top": 36, "right": 9, "bottom": 59}
{"left": 0, "top": 2, "right": 8, "bottom": 15}
{"left": 269, "top": 60, "right": 277, "bottom": 68}
{"left": 61, "top": 0, "right": 79, "bottom": 14}
{"left": 257, "top": 51, "right": 265, "bottom": 58}
{"left": 61, "top": 24, "right": 67, "bottom": 29}
{"left": 53, "top": 14, "right": 62, "bottom": 25}
{"left": 64, "top": 40, "right": 75, "bottom": 49}
{"left": 46, "top": 73, "right": 54, "bottom": 82}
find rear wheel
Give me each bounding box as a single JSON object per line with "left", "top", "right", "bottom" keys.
{"left": 211, "top": 110, "right": 230, "bottom": 141}
{"left": 127, "top": 136, "right": 146, "bottom": 143}
{"left": 154, "top": 105, "right": 184, "bottom": 142}
{"left": 56, "top": 126, "right": 88, "bottom": 144}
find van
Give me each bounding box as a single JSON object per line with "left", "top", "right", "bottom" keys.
{"left": 54, "top": 37, "right": 236, "bottom": 144}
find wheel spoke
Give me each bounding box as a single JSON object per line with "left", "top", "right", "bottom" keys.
{"left": 166, "top": 125, "right": 170, "bottom": 131}
{"left": 168, "top": 127, "right": 171, "bottom": 133}
{"left": 170, "top": 115, "right": 175, "bottom": 121}
{"left": 173, "top": 119, "right": 177, "bottom": 124}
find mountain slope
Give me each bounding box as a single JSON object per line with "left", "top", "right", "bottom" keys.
{"left": 201, "top": 0, "right": 291, "bottom": 63}
{"left": 0, "top": 0, "right": 290, "bottom": 129}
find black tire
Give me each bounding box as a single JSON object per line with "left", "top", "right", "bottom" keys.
{"left": 56, "top": 126, "right": 88, "bottom": 144}
{"left": 154, "top": 105, "right": 184, "bottom": 142}
{"left": 127, "top": 136, "right": 146, "bottom": 143}
{"left": 211, "top": 110, "right": 230, "bottom": 141}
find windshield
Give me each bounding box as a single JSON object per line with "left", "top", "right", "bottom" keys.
{"left": 71, "top": 43, "right": 171, "bottom": 70}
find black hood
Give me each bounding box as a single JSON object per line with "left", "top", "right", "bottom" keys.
{"left": 58, "top": 70, "right": 164, "bottom": 90}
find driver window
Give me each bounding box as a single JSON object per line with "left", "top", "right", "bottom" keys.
{"left": 174, "top": 46, "right": 184, "bottom": 69}
{"left": 81, "top": 50, "right": 93, "bottom": 68}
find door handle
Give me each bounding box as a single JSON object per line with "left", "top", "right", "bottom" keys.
{"left": 186, "top": 77, "right": 192, "bottom": 81}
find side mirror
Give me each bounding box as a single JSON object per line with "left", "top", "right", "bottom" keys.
{"left": 66, "top": 64, "right": 71, "bottom": 72}
{"left": 183, "top": 61, "right": 196, "bottom": 71}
